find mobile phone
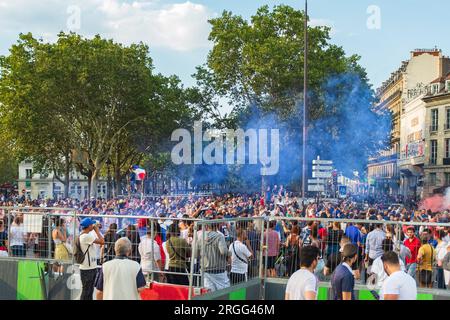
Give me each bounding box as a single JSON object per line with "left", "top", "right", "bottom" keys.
{"left": 370, "top": 290, "right": 380, "bottom": 300}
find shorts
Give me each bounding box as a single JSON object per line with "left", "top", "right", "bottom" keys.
{"left": 267, "top": 256, "right": 276, "bottom": 269}
{"left": 204, "top": 272, "right": 230, "bottom": 292}
{"left": 230, "top": 272, "right": 247, "bottom": 285}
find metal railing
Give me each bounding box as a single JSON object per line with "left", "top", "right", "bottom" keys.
{"left": 0, "top": 207, "right": 267, "bottom": 300}
{"left": 1, "top": 208, "right": 449, "bottom": 299}
{"left": 263, "top": 216, "right": 450, "bottom": 293}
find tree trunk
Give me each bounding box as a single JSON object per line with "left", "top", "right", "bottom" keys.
{"left": 114, "top": 167, "right": 121, "bottom": 197}
{"left": 64, "top": 157, "right": 70, "bottom": 199}
{"left": 90, "top": 169, "right": 99, "bottom": 198}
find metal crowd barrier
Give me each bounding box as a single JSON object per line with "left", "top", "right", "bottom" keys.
{"left": 0, "top": 207, "right": 266, "bottom": 300}
{"left": 264, "top": 216, "right": 450, "bottom": 294}
{"left": 0, "top": 207, "right": 449, "bottom": 300}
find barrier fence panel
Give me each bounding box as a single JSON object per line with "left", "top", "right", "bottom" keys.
{"left": 191, "top": 217, "right": 266, "bottom": 298}
{"left": 1, "top": 206, "right": 448, "bottom": 300}
{"left": 266, "top": 217, "right": 450, "bottom": 295}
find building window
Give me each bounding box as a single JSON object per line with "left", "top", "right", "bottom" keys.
{"left": 25, "top": 169, "right": 32, "bottom": 179}
{"left": 445, "top": 173, "right": 450, "bottom": 186}
{"left": 429, "top": 173, "right": 437, "bottom": 186}
{"left": 432, "top": 84, "right": 439, "bottom": 94}
{"left": 446, "top": 108, "right": 450, "bottom": 130}
{"left": 430, "top": 140, "right": 438, "bottom": 165}
{"left": 446, "top": 81, "right": 450, "bottom": 92}
{"left": 447, "top": 139, "right": 450, "bottom": 158}
{"left": 431, "top": 109, "right": 439, "bottom": 131}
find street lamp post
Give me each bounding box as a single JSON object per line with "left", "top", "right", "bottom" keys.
{"left": 301, "top": 0, "right": 308, "bottom": 199}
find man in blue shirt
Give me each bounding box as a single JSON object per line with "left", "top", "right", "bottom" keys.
{"left": 331, "top": 243, "right": 358, "bottom": 300}
{"left": 345, "top": 223, "right": 362, "bottom": 246}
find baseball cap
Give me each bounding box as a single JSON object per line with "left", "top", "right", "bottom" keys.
{"left": 80, "top": 218, "right": 96, "bottom": 229}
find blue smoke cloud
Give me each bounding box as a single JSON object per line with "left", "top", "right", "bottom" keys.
{"left": 188, "top": 72, "right": 391, "bottom": 192}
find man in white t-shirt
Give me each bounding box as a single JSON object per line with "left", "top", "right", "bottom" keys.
{"left": 285, "top": 246, "right": 320, "bottom": 300}
{"left": 228, "top": 229, "right": 252, "bottom": 285}
{"left": 78, "top": 218, "right": 104, "bottom": 300}
{"left": 380, "top": 251, "right": 417, "bottom": 300}
{"left": 369, "top": 238, "right": 406, "bottom": 289}
{"left": 138, "top": 230, "right": 163, "bottom": 281}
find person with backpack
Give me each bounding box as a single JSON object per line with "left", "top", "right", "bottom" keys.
{"left": 165, "top": 223, "right": 191, "bottom": 286}
{"left": 75, "top": 218, "right": 105, "bottom": 300}
{"left": 228, "top": 228, "right": 252, "bottom": 285}
{"left": 285, "top": 225, "right": 301, "bottom": 277}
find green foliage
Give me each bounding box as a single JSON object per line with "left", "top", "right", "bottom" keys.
{"left": 0, "top": 32, "right": 200, "bottom": 197}
{"left": 195, "top": 5, "right": 367, "bottom": 122}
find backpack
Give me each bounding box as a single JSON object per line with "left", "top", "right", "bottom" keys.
{"left": 74, "top": 235, "right": 91, "bottom": 265}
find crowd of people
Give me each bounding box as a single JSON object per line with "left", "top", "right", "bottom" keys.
{"left": 0, "top": 190, "right": 449, "bottom": 300}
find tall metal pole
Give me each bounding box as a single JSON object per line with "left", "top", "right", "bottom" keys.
{"left": 301, "top": 0, "right": 308, "bottom": 198}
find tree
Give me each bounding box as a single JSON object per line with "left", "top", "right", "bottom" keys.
{"left": 193, "top": 5, "right": 390, "bottom": 187}
{"left": 1, "top": 32, "right": 204, "bottom": 199}
{"left": 0, "top": 34, "right": 75, "bottom": 197}
{"left": 195, "top": 5, "right": 355, "bottom": 120}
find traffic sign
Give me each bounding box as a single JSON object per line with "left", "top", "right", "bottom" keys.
{"left": 308, "top": 179, "right": 325, "bottom": 184}
{"left": 308, "top": 185, "right": 325, "bottom": 192}
{"left": 312, "top": 171, "right": 332, "bottom": 178}
{"left": 313, "top": 165, "right": 333, "bottom": 171}
{"left": 338, "top": 185, "right": 347, "bottom": 197}
{"left": 312, "top": 160, "right": 333, "bottom": 165}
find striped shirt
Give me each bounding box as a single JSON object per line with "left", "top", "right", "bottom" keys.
{"left": 365, "top": 228, "right": 386, "bottom": 260}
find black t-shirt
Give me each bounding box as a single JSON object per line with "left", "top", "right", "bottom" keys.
{"left": 0, "top": 230, "right": 8, "bottom": 248}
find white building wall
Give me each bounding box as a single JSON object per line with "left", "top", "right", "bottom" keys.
{"left": 17, "top": 161, "right": 108, "bottom": 200}
{"left": 403, "top": 53, "right": 442, "bottom": 101}
{"left": 399, "top": 95, "right": 426, "bottom": 164}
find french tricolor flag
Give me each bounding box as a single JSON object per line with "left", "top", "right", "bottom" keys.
{"left": 132, "top": 165, "right": 146, "bottom": 180}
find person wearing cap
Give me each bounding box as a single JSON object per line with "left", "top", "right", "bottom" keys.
{"left": 78, "top": 217, "right": 105, "bottom": 300}
{"left": 330, "top": 243, "right": 358, "bottom": 300}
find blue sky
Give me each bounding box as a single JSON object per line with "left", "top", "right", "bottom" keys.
{"left": 1, "top": 0, "right": 449, "bottom": 94}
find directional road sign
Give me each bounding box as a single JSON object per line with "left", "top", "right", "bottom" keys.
{"left": 308, "top": 179, "right": 325, "bottom": 184}
{"left": 308, "top": 185, "right": 325, "bottom": 192}
{"left": 312, "top": 171, "right": 332, "bottom": 178}
{"left": 312, "top": 165, "right": 333, "bottom": 171}
{"left": 312, "top": 160, "right": 333, "bottom": 165}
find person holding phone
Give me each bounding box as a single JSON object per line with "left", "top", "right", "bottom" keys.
{"left": 78, "top": 218, "right": 105, "bottom": 300}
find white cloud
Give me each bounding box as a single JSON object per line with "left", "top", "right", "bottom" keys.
{"left": 98, "top": 1, "right": 213, "bottom": 51}
{"left": 0, "top": 0, "right": 213, "bottom": 52}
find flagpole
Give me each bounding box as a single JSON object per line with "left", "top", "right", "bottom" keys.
{"left": 141, "top": 176, "right": 145, "bottom": 201}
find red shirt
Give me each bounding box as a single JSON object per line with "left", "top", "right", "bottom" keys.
{"left": 404, "top": 236, "right": 421, "bottom": 264}
{"left": 318, "top": 227, "right": 327, "bottom": 251}
{"left": 155, "top": 235, "right": 166, "bottom": 266}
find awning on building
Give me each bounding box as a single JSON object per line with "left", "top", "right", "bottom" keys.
{"left": 399, "top": 164, "right": 424, "bottom": 177}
